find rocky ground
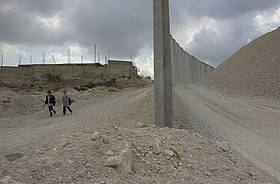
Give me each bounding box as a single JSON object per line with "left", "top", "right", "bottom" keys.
{"left": 0, "top": 86, "right": 279, "bottom": 184}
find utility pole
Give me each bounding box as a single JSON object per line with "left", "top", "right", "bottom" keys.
{"left": 1, "top": 53, "right": 3, "bottom": 68}
{"left": 18, "top": 55, "right": 22, "bottom": 66}
{"left": 94, "top": 45, "right": 97, "bottom": 63}
{"left": 30, "top": 56, "right": 32, "bottom": 65}
{"left": 97, "top": 52, "right": 100, "bottom": 63}
{"left": 52, "top": 55, "right": 56, "bottom": 64}
{"left": 0, "top": 53, "right": 3, "bottom": 84}
{"left": 153, "top": 0, "right": 173, "bottom": 128}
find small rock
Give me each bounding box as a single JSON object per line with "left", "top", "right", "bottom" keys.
{"left": 205, "top": 171, "right": 211, "bottom": 177}
{"left": 90, "top": 132, "right": 100, "bottom": 141}
{"left": 164, "top": 150, "right": 174, "bottom": 158}
{"left": 136, "top": 122, "right": 145, "bottom": 128}
{"left": 217, "top": 141, "right": 230, "bottom": 152}
{"left": 248, "top": 171, "right": 256, "bottom": 177}
{"left": 120, "top": 147, "right": 133, "bottom": 172}
{"left": 102, "top": 136, "right": 110, "bottom": 144}
{"left": 104, "top": 156, "right": 121, "bottom": 167}
{"left": 105, "top": 151, "right": 114, "bottom": 157}
{"left": 0, "top": 176, "right": 24, "bottom": 184}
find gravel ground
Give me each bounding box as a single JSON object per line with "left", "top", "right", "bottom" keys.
{"left": 0, "top": 86, "right": 279, "bottom": 183}
{"left": 175, "top": 84, "right": 280, "bottom": 181}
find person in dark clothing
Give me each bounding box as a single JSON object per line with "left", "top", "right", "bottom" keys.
{"left": 62, "top": 90, "right": 73, "bottom": 115}
{"left": 44, "top": 90, "right": 56, "bottom": 117}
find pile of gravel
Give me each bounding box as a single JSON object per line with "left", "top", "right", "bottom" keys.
{"left": 202, "top": 27, "right": 280, "bottom": 99}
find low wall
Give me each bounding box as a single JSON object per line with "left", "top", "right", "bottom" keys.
{"left": 0, "top": 60, "right": 138, "bottom": 84}
{"left": 170, "top": 37, "right": 215, "bottom": 86}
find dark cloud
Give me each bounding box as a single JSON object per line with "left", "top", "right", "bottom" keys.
{"left": 0, "top": 0, "right": 279, "bottom": 66}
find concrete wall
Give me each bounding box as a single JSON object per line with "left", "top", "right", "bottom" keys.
{"left": 170, "top": 37, "right": 215, "bottom": 86}
{"left": 0, "top": 60, "right": 138, "bottom": 84}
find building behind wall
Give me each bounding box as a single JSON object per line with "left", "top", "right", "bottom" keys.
{"left": 0, "top": 60, "right": 138, "bottom": 84}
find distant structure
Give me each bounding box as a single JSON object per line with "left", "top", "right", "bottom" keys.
{"left": 81, "top": 55, "right": 84, "bottom": 63}
{"left": 0, "top": 60, "right": 138, "bottom": 84}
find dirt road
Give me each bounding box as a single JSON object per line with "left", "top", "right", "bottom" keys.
{"left": 175, "top": 85, "right": 280, "bottom": 180}
{"left": 1, "top": 86, "right": 280, "bottom": 183}
{"left": 0, "top": 87, "right": 153, "bottom": 155}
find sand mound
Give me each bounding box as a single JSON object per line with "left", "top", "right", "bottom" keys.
{"left": 202, "top": 27, "right": 280, "bottom": 99}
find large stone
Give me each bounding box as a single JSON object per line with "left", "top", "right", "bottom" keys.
{"left": 120, "top": 147, "right": 132, "bottom": 172}
{"left": 104, "top": 156, "right": 121, "bottom": 167}
{"left": 135, "top": 122, "right": 145, "bottom": 128}
{"left": 90, "top": 132, "right": 100, "bottom": 141}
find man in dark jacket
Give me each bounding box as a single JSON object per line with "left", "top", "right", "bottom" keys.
{"left": 44, "top": 90, "right": 56, "bottom": 117}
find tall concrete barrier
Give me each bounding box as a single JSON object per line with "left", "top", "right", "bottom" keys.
{"left": 170, "top": 37, "right": 215, "bottom": 86}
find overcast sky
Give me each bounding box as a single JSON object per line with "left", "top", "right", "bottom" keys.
{"left": 0, "top": 0, "right": 280, "bottom": 77}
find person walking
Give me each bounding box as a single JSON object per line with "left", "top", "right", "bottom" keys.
{"left": 44, "top": 90, "right": 56, "bottom": 117}
{"left": 62, "top": 90, "right": 73, "bottom": 115}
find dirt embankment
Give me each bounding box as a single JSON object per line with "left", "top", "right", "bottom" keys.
{"left": 202, "top": 27, "right": 280, "bottom": 100}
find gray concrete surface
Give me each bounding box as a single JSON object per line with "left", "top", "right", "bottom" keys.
{"left": 153, "top": 0, "right": 173, "bottom": 128}
{"left": 170, "top": 37, "right": 215, "bottom": 86}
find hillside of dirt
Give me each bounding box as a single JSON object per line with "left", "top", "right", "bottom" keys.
{"left": 202, "top": 27, "right": 280, "bottom": 99}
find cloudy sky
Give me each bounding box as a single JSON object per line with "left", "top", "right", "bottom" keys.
{"left": 0, "top": 0, "right": 280, "bottom": 77}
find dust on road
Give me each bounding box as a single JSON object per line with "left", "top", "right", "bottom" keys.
{"left": 175, "top": 85, "right": 280, "bottom": 180}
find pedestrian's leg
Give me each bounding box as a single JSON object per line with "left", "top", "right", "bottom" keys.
{"left": 48, "top": 106, "right": 53, "bottom": 116}
{"left": 50, "top": 106, "right": 56, "bottom": 115}
{"left": 63, "top": 106, "right": 66, "bottom": 115}
{"left": 67, "top": 107, "right": 72, "bottom": 114}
